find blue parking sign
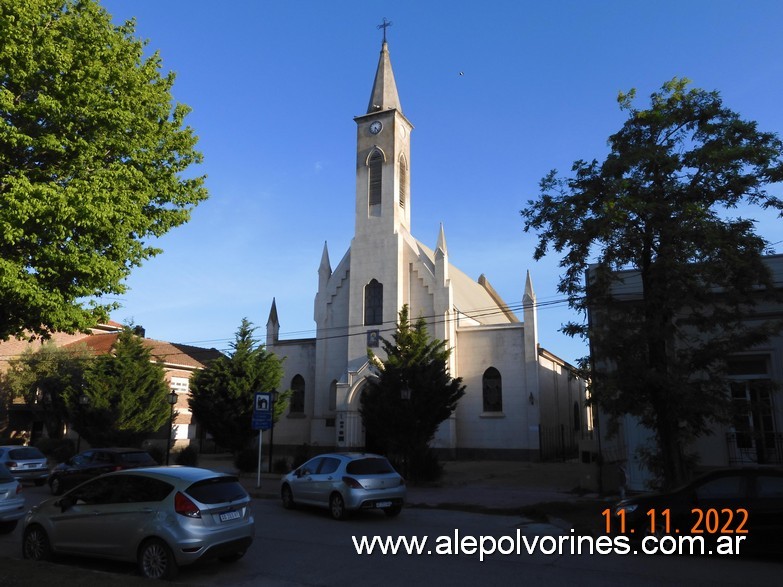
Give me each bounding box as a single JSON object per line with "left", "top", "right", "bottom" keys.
{"left": 253, "top": 392, "right": 272, "bottom": 430}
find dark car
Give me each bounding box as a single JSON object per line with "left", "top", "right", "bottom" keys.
{"left": 23, "top": 467, "right": 254, "bottom": 579}
{"left": 0, "top": 445, "right": 50, "bottom": 486}
{"left": 613, "top": 467, "right": 783, "bottom": 554}
{"left": 48, "top": 448, "right": 157, "bottom": 495}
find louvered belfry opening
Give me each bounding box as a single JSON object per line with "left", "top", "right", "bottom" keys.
{"left": 369, "top": 150, "right": 382, "bottom": 216}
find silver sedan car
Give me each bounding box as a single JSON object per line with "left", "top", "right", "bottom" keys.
{"left": 22, "top": 467, "right": 254, "bottom": 580}
{"left": 0, "top": 463, "right": 26, "bottom": 534}
{"left": 280, "top": 452, "right": 406, "bottom": 520}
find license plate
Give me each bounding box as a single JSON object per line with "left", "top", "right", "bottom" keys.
{"left": 219, "top": 510, "right": 241, "bottom": 522}
{"left": 376, "top": 501, "right": 392, "bottom": 508}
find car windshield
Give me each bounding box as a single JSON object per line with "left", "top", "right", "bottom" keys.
{"left": 345, "top": 458, "right": 394, "bottom": 475}
{"left": 120, "top": 452, "right": 156, "bottom": 465}
{"left": 187, "top": 476, "right": 247, "bottom": 504}
{"left": 9, "top": 447, "right": 45, "bottom": 460}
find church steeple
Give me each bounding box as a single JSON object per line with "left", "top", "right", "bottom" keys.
{"left": 367, "top": 38, "right": 402, "bottom": 114}
{"left": 354, "top": 26, "right": 413, "bottom": 238}
{"left": 266, "top": 297, "right": 279, "bottom": 345}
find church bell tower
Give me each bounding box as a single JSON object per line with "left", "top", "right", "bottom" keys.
{"left": 347, "top": 23, "right": 414, "bottom": 361}
{"left": 353, "top": 27, "right": 413, "bottom": 239}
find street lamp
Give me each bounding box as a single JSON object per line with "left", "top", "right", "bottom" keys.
{"left": 166, "top": 390, "right": 178, "bottom": 465}
{"left": 268, "top": 389, "right": 278, "bottom": 473}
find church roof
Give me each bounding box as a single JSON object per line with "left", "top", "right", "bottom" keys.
{"left": 367, "top": 41, "right": 402, "bottom": 114}
{"left": 410, "top": 236, "right": 520, "bottom": 326}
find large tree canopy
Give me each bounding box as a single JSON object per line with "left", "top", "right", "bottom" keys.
{"left": 521, "top": 78, "right": 783, "bottom": 489}
{"left": 361, "top": 306, "right": 465, "bottom": 482}
{"left": 3, "top": 341, "right": 89, "bottom": 440}
{"left": 0, "top": 0, "right": 208, "bottom": 341}
{"left": 189, "top": 319, "right": 285, "bottom": 455}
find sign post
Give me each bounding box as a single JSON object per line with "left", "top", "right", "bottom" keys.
{"left": 252, "top": 392, "right": 273, "bottom": 488}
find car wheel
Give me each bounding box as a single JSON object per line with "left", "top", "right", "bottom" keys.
{"left": 138, "top": 538, "right": 178, "bottom": 580}
{"left": 329, "top": 493, "right": 348, "bottom": 521}
{"left": 384, "top": 504, "right": 402, "bottom": 518}
{"left": 49, "top": 476, "right": 63, "bottom": 496}
{"left": 34, "top": 479, "right": 45, "bottom": 487}
{"left": 281, "top": 484, "right": 295, "bottom": 509}
{"left": 219, "top": 550, "right": 246, "bottom": 563}
{"left": 22, "top": 525, "right": 52, "bottom": 561}
{"left": 0, "top": 520, "right": 18, "bottom": 534}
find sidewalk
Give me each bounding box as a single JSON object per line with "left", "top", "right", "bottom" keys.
{"left": 199, "top": 454, "right": 613, "bottom": 535}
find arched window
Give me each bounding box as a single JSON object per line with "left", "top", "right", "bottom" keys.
{"left": 573, "top": 401, "right": 581, "bottom": 431}
{"left": 290, "top": 375, "right": 305, "bottom": 413}
{"left": 399, "top": 154, "right": 408, "bottom": 209}
{"left": 482, "top": 367, "right": 502, "bottom": 412}
{"left": 364, "top": 279, "right": 383, "bottom": 325}
{"left": 368, "top": 150, "right": 383, "bottom": 216}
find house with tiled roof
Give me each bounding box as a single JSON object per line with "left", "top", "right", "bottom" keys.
{"left": 1, "top": 323, "right": 222, "bottom": 448}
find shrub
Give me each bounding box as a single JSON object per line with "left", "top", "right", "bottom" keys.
{"left": 174, "top": 445, "right": 199, "bottom": 467}
{"left": 273, "top": 457, "right": 290, "bottom": 473}
{"left": 292, "top": 443, "right": 311, "bottom": 469}
{"left": 234, "top": 448, "right": 257, "bottom": 473}
{"left": 33, "top": 438, "right": 75, "bottom": 463}
{"left": 146, "top": 444, "right": 165, "bottom": 465}
{"left": 408, "top": 448, "right": 443, "bottom": 485}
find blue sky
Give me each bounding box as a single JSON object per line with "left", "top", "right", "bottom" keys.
{"left": 101, "top": 0, "right": 783, "bottom": 364}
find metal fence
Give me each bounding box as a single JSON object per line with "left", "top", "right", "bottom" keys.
{"left": 539, "top": 424, "right": 580, "bottom": 462}
{"left": 726, "top": 432, "right": 783, "bottom": 465}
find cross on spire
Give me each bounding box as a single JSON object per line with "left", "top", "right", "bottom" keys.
{"left": 377, "top": 17, "right": 392, "bottom": 42}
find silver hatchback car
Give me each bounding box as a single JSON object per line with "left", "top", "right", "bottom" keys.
{"left": 22, "top": 467, "right": 254, "bottom": 580}
{"left": 280, "top": 452, "right": 406, "bottom": 520}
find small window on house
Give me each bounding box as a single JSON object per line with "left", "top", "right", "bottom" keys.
{"left": 364, "top": 279, "right": 383, "bottom": 325}
{"left": 368, "top": 150, "right": 383, "bottom": 216}
{"left": 399, "top": 154, "right": 408, "bottom": 209}
{"left": 482, "top": 367, "right": 502, "bottom": 412}
{"left": 290, "top": 375, "right": 305, "bottom": 413}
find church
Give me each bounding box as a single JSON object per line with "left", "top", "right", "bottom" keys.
{"left": 265, "top": 34, "right": 587, "bottom": 461}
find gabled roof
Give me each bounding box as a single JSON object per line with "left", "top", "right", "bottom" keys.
{"left": 63, "top": 334, "right": 223, "bottom": 370}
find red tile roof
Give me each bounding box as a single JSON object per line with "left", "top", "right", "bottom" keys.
{"left": 63, "top": 334, "right": 223, "bottom": 370}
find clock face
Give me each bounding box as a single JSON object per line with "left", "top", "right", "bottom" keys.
{"left": 369, "top": 121, "right": 383, "bottom": 135}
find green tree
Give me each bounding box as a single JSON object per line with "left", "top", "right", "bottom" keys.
{"left": 521, "top": 78, "right": 783, "bottom": 489}
{"left": 74, "top": 327, "right": 170, "bottom": 447}
{"left": 361, "top": 306, "right": 465, "bottom": 483}
{"left": 4, "top": 342, "right": 90, "bottom": 440}
{"left": 0, "top": 0, "right": 208, "bottom": 341}
{"left": 189, "top": 319, "right": 285, "bottom": 455}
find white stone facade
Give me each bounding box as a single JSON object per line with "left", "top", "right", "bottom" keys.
{"left": 265, "top": 39, "right": 587, "bottom": 460}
